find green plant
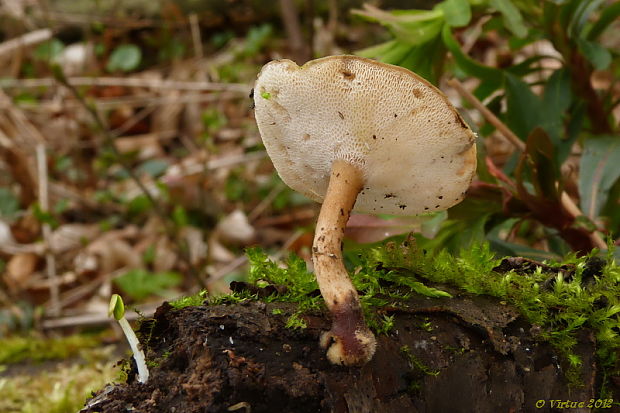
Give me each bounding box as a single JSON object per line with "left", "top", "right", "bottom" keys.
{"left": 108, "top": 294, "right": 149, "bottom": 384}
{"left": 353, "top": 0, "right": 619, "bottom": 257}
{"left": 113, "top": 269, "right": 182, "bottom": 301}
{"left": 106, "top": 44, "right": 142, "bottom": 72}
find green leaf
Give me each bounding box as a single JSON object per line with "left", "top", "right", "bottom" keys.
{"left": 405, "top": 280, "right": 452, "bottom": 298}
{"left": 395, "top": 36, "right": 444, "bottom": 84}
{"left": 32, "top": 203, "right": 59, "bottom": 228}
{"left": 106, "top": 44, "right": 142, "bottom": 72}
{"left": 127, "top": 195, "right": 151, "bottom": 216}
{"left": 114, "top": 269, "right": 182, "bottom": 301}
{"left": 523, "top": 128, "right": 560, "bottom": 198}
{"left": 568, "top": 0, "right": 605, "bottom": 38}
{"left": 441, "top": 25, "right": 503, "bottom": 99}
{"left": 577, "top": 39, "right": 611, "bottom": 70}
{"left": 108, "top": 294, "right": 125, "bottom": 320}
{"left": 0, "top": 188, "right": 20, "bottom": 220}
{"left": 143, "top": 245, "right": 156, "bottom": 265}
{"left": 489, "top": 0, "right": 528, "bottom": 38}
{"left": 136, "top": 159, "right": 169, "bottom": 177}
{"left": 393, "top": 16, "right": 444, "bottom": 46}
{"left": 436, "top": 0, "right": 471, "bottom": 27}
{"left": 541, "top": 68, "right": 572, "bottom": 146}
{"left": 356, "top": 40, "right": 400, "bottom": 59}
{"left": 587, "top": 1, "right": 620, "bottom": 40}
{"left": 33, "top": 39, "right": 64, "bottom": 61}
{"left": 353, "top": 6, "right": 444, "bottom": 46}
{"left": 563, "top": 101, "right": 585, "bottom": 163}
{"left": 504, "top": 74, "right": 543, "bottom": 141}
{"left": 579, "top": 136, "right": 620, "bottom": 220}
{"left": 172, "top": 205, "right": 189, "bottom": 227}
{"left": 377, "top": 42, "right": 416, "bottom": 66}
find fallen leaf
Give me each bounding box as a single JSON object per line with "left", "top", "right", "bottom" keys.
{"left": 5, "top": 253, "right": 39, "bottom": 292}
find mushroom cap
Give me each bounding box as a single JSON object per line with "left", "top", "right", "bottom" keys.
{"left": 253, "top": 55, "right": 477, "bottom": 215}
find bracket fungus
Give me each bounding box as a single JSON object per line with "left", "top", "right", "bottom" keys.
{"left": 253, "top": 55, "right": 477, "bottom": 366}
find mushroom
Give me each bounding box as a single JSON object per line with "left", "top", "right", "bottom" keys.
{"left": 253, "top": 55, "right": 477, "bottom": 366}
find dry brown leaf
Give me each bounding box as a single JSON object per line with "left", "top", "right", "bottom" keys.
{"left": 180, "top": 226, "right": 208, "bottom": 265}
{"left": 113, "top": 133, "right": 166, "bottom": 159}
{"left": 5, "top": 252, "right": 39, "bottom": 292}
{"left": 216, "top": 209, "right": 255, "bottom": 245}
{"left": 208, "top": 234, "right": 236, "bottom": 263}
{"left": 153, "top": 237, "right": 177, "bottom": 273}
{"left": 49, "top": 223, "right": 100, "bottom": 254}
{"left": 0, "top": 219, "right": 15, "bottom": 245}
{"left": 74, "top": 229, "right": 141, "bottom": 275}
{"left": 215, "top": 128, "right": 243, "bottom": 142}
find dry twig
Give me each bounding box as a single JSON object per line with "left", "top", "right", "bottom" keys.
{"left": 0, "top": 29, "right": 52, "bottom": 58}
{"left": 0, "top": 76, "right": 249, "bottom": 93}
{"left": 36, "top": 144, "right": 60, "bottom": 316}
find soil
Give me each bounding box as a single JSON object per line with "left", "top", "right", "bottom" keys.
{"left": 81, "top": 278, "right": 618, "bottom": 413}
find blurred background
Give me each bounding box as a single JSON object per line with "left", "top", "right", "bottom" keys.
{"left": 0, "top": 0, "right": 618, "bottom": 411}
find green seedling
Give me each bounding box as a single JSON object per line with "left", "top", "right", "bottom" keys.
{"left": 108, "top": 294, "right": 149, "bottom": 384}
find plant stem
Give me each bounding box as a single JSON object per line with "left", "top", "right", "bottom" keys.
{"left": 118, "top": 317, "right": 149, "bottom": 384}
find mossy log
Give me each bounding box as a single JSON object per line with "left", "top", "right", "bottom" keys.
{"left": 81, "top": 280, "right": 616, "bottom": 413}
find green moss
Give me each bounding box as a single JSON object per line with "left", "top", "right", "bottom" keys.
{"left": 369, "top": 237, "right": 620, "bottom": 387}
{"left": 260, "top": 91, "right": 271, "bottom": 99}
{"left": 0, "top": 334, "right": 100, "bottom": 364}
{"left": 169, "top": 290, "right": 208, "bottom": 309}
{"left": 0, "top": 345, "right": 118, "bottom": 413}
{"left": 169, "top": 238, "right": 619, "bottom": 389}
{"left": 400, "top": 344, "right": 440, "bottom": 376}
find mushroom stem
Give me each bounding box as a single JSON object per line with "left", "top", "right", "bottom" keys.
{"left": 313, "top": 159, "right": 376, "bottom": 366}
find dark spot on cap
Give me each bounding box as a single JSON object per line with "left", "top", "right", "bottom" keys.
{"left": 438, "top": 196, "right": 443, "bottom": 199}
{"left": 398, "top": 204, "right": 406, "bottom": 210}
{"left": 372, "top": 135, "right": 377, "bottom": 140}
{"left": 338, "top": 111, "right": 344, "bottom": 120}
{"left": 342, "top": 70, "right": 355, "bottom": 80}
{"left": 249, "top": 88, "right": 254, "bottom": 99}
{"left": 384, "top": 193, "right": 395, "bottom": 199}
{"left": 435, "top": 205, "right": 440, "bottom": 208}
{"left": 394, "top": 113, "right": 398, "bottom": 118}
{"left": 424, "top": 207, "right": 429, "bottom": 210}
{"left": 412, "top": 89, "right": 423, "bottom": 98}
{"left": 340, "top": 208, "right": 344, "bottom": 216}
